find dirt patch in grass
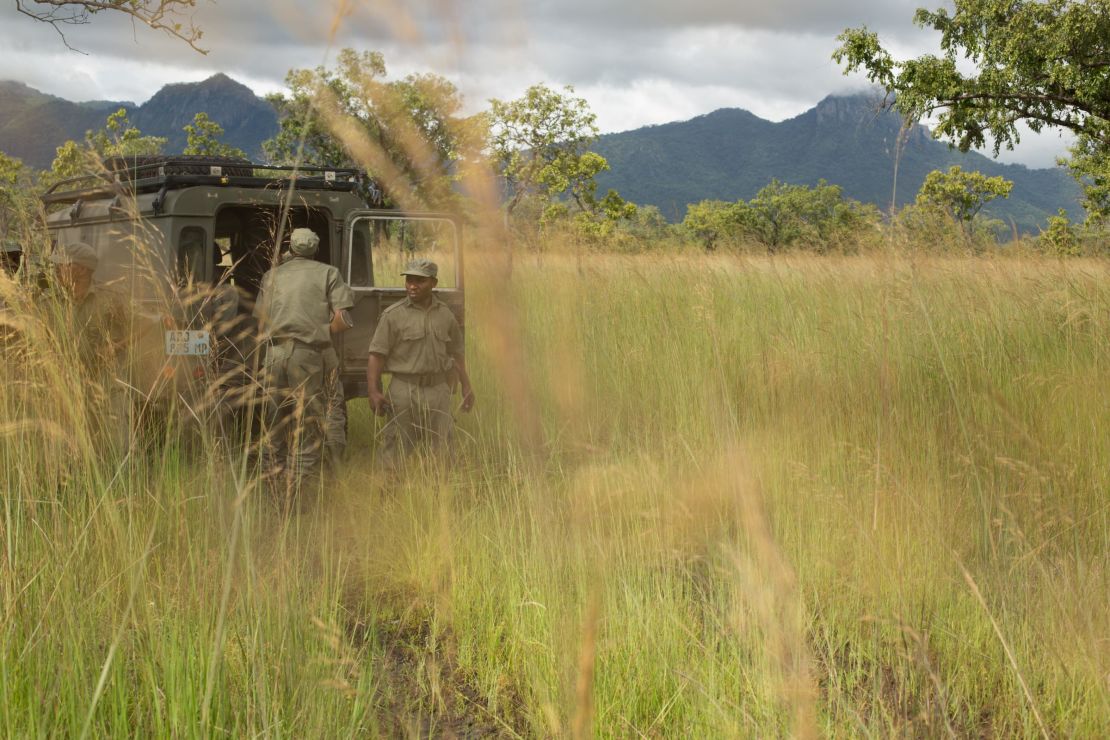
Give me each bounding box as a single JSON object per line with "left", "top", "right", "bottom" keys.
{"left": 345, "top": 598, "right": 529, "bottom": 738}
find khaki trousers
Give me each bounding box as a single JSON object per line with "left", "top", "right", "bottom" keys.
{"left": 380, "top": 377, "right": 454, "bottom": 470}
{"left": 261, "top": 343, "right": 338, "bottom": 494}
{"left": 324, "top": 367, "right": 347, "bottom": 475}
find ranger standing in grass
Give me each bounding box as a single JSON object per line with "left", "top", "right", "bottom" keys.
{"left": 51, "top": 243, "right": 108, "bottom": 340}
{"left": 254, "top": 228, "right": 354, "bottom": 503}
{"left": 367, "top": 259, "right": 474, "bottom": 471}
{"left": 49, "top": 241, "right": 131, "bottom": 447}
{"left": 50, "top": 242, "right": 129, "bottom": 370}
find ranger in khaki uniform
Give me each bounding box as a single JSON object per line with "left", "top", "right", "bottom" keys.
{"left": 50, "top": 242, "right": 121, "bottom": 361}
{"left": 49, "top": 242, "right": 130, "bottom": 449}
{"left": 367, "top": 259, "right": 474, "bottom": 470}
{"left": 254, "top": 228, "right": 354, "bottom": 500}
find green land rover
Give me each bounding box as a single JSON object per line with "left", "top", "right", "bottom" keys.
{"left": 41, "top": 155, "right": 464, "bottom": 406}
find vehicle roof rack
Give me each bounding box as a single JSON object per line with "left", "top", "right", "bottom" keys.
{"left": 41, "top": 157, "right": 379, "bottom": 207}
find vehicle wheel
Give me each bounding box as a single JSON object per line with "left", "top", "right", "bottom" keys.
{"left": 102, "top": 155, "right": 164, "bottom": 178}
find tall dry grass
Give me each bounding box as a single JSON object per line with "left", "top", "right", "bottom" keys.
{"left": 330, "top": 251, "right": 1107, "bottom": 736}
{"left": 3, "top": 216, "right": 1108, "bottom": 737}
{"left": 2, "top": 2, "right": 1107, "bottom": 729}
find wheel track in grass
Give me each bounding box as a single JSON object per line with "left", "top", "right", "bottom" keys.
{"left": 343, "top": 594, "right": 529, "bottom": 738}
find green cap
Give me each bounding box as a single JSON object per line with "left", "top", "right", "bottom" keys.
{"left": 2, "top": 239, "right": 21, "bottom": 254}
{"left": 401, "top": 258, "right": 438, "bottom": 279}
{"left": 50, "top": 241, "right": 99, "bottom": 271}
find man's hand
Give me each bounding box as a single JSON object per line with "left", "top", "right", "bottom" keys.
{"left": 369, "top": 390, "right": 391, "bottom": 416}
{"left": 330, "top": 308, "right": 353, "bottom": 335}
{"left": 459, "top": 386, "right": 475, "bottom": 413}
{"left": 367, "top": 353, "right": 387, "bottom": 415}
{"left": 450, "top": 354, "right": 475, "bottom": 413}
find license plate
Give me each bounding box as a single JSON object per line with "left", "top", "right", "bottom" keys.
{"left": 165, "top": 330, "right": 210, "bottom": 356}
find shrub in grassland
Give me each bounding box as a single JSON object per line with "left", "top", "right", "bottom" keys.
{"left": 1037, "top": 209, "right": 1081, "bottom": 256}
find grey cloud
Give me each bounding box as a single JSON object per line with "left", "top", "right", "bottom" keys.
{"left": 1, "top": 0, "right": 937, "bottom": 62}
{"left": 0, "top": 0, "right": 1071, "bottom": 167}
{"left": 0, "top": 0, "right": 934, "bottom": 81}
{"left": 478, "top": 26, "right": 886, "bottom": 106}
{"left": 521, "top": 0, "right": 926, "bottom": 35}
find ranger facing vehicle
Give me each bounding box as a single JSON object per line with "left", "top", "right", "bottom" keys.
{"left": 40, "top": 155, "right": 465, "bottom": 430}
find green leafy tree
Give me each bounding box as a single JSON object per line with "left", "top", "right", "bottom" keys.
{"left": 1065, "top": 129, "right": 1110, "bottom": 222}
{"left": 567, "top": 189, "right": 638, "bottom": 243}
{"left": 1038, "top": 209, "right": 1081, "bottom": 256}
{"left": 43, "top": 108, "right": 166, "bottom": 187}
{"left": 89, "top": 108, "right": 166, "bottom": 159}
{"left": 0, "top": 151, "right": 35, "bottom": 237}
{"left": 370, "top": 70, "right": 485, "bottom": 208}
{"left": 46, "top": 140, "right": 91, "bottom": 185}
{"left": 895, "top": 202, "right": 981, "bottom": 251}
{"left": 182, "top": 112, "right": 246, "bottom": 158}
{"left": 746, "top": 180, "right": 879, "bottom": 253}
{"left": 264, "top": 49, "right": 477, "bottom": 209}
{"left": 914, "top": 166, "right": 1012, "bottom": 226}
{"left": 682, "top": 200, "right": 747, "bottom": 251}
{"left": 489, "top": 84, "right": 610, "bottom": 218}
{"left": 834, "top": 0, "right": 1110, "bottom": 220}
{"left": 596, "top": 189, "right": 637, "bottom": 222}
{"left": 684, "top": 183, "right": 877, "bottom": 252}
{"left": 747, "top": 181, "right": 815, "bottom": 251}
{"left": 626, "top": 204, "right": 671, "bottom": 243}
{"left": 264, "top": 50, "right": 383, "bottom": 169}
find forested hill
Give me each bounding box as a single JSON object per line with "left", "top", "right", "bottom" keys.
{"left": 0, "top": 80, "right": 126, "bottom": 169}
{"left": 593, "top": 94, "right": 1082, "bottom": 231}
{"left": 0, "top": 74, "right": 276, "bottom": 168}
{"left": 0, "top": 79, "right": 1081, "bottom": 231}
{"left": 130, "top": 74, "right": 278, "bottom": 156}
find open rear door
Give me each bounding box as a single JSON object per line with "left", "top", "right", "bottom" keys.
{"left": 336, "top": 210, "right": 464, "bottom": 397}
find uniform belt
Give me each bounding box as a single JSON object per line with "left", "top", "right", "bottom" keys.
{"left": 275, "top": 337, "right": 328, "bottom": 351}
{"left": 391, "top": 371, "right": 448, "bottom": 387}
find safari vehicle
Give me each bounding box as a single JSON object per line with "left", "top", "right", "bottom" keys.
{"left": 41, "top": 155, "right": 464, "bottom": 402}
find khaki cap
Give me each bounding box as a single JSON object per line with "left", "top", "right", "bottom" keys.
{"left": 289, "top": 228, "right": 320, "bottom": 257}
{"left": 50, "top": 241, "right": 98, "bottom": 271}
{"left": 401, "top": 259, "right": 438, "bottom": 279}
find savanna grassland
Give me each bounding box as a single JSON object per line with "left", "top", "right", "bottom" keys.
{"left": 1, "top": 251, "right": 1107, "bottom": 737}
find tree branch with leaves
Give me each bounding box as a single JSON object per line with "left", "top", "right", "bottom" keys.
{"left": 15, "top": 0, "right": 207, "bottom": 53}
{"left": 183, "top": 112, "right": 246, "bottom": 158}
{"left": 915, "top": 166, "right": 1013, "bottom": 226}
{"left": 834, "top": 0, "right": 1110, "bottom": 221}
{"left": 488, "top": 84, "right": 606, "bottom": 218}
{"left": 263, "top": 49, "right": 479, "bottom": 210}
{"left": 41, "top": 108, "right": 165, "bottom": 187}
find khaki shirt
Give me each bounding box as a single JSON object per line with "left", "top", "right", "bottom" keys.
{"left": 253, "top": 257, "right": 354, "bottom": 347}
{"left": 74, "top": 288, "right": 127, "bottom": 371}
{"left": 368, "top": 296, "right": 463, "bottom": 375}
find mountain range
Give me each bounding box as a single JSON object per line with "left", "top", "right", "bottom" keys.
{"left": 593, "top": 94, "right": 1082, "bottom": 231}
{"left": 0, "top": 75, "right": 1082, "bottom": 231}
{"left": 0, "top": 74, "right": 276, "bottom": 167}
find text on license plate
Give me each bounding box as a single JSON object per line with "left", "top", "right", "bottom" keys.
{"left": 165, "top": 330, "right": 210, "bottom": 356}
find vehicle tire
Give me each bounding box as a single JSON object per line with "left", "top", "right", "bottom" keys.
{"left": 102, "top": 155, "right": 163, "bottom": 179}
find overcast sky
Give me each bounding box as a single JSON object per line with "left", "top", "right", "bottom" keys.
{"left": 0, "top": 0, "right": 1074, "bottom": 167}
